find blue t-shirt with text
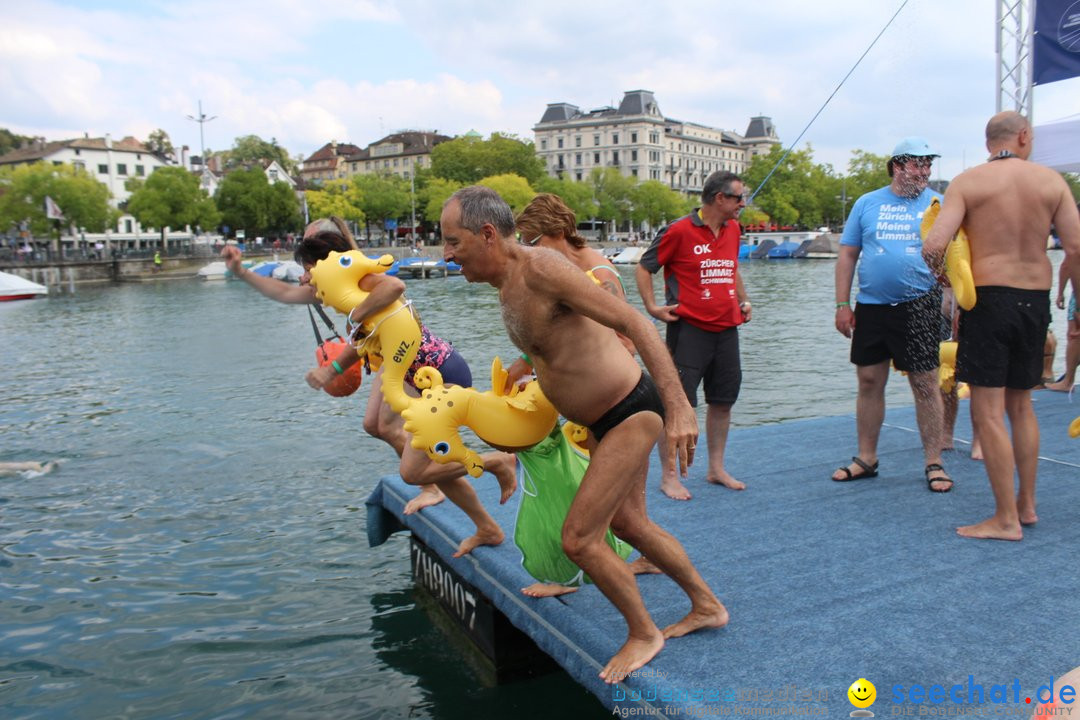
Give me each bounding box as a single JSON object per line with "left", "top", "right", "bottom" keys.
{"left": 841, "top": 186, "right": 941, "bottom": 305}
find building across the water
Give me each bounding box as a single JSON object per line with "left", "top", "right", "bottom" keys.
{"left": 533, "top": 90, "right": 780, "bottom": 195}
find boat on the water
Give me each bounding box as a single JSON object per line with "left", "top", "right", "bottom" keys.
{"left": 0, "top": 271, "right": 48, "bottom": 301}
{"left": 196, "top": 261, "right": 229, "bottom": 280}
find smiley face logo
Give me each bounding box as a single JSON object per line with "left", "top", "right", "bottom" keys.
{"left": 848, "top": 678, "right": 876, "bottom": 709}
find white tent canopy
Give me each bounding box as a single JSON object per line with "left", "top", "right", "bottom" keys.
{"left": 1032, "top": 118, "right": 1080, "bottom": 173}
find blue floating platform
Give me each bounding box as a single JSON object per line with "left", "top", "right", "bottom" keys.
{"left": 367, "top": 391, "right": 1080, "bottom": 715}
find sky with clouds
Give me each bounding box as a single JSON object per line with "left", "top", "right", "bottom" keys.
{"left": 2, "top": 0, "right": 1079, "bottom": 182}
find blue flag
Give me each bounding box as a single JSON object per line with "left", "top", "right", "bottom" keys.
{"left": 1033, "top": 0, "right": 1080, "bottom": 85}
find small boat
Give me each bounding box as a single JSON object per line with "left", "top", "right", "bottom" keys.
{"left": 610, "top": 247, "right": 645, "bottom": 264}
{"left": 738, "top": 244, "right": 753, "bottom": 260}
{"left": 271, "top": 261, "right": 304, "bottom": 282}
{"left": 748, "top": 240, "right": 778, "bottom": 259}
{"left": 197, "top": 261, "right": 229, "bottom": 280}
{"left": 0, "top": 270, "right": 48, "bottom": 301}
{"left": 766, "top": 241, "right": 802, "bottom": 259}
{"left": 398, "top": 257, "right": 447, "bottom": 278}
{"left": 248, "top": 261, "right": 280, "bottom": 278}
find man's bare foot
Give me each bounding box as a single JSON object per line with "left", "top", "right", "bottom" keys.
{"left": 629, "top": 556, "right": 661, "bottom": 575}
{"left": 452, "top": 526, "right": 504, "bottom": 558}
{"left": 956, "top": 518, "right": 1023, "bottom": 541}
{"left": 1018, "top": 498, "right": 1038, "bottom": 526}
{"left": 970, "top": 441, "right": 983, "bottom": 461}
{"left": 521, "top": 582, "right": 578, "bottom": 597}
{"left": 599, "top": 632, "right": 665, "bottom": 685}
{"left": 660, "top": 475, "right": 692, "bottom": 500}
{"left": 1046, "top": 379, "right": 1073, "bottom": 392}
{"left": 484, "top": 452, "right": 518, "bottom": 504}
{"left": 662, "top": 602, "right": 730, "bottom": 639}
{"left": 706, "top": 471, "right": 746, "bottom": 491}
{"left": 403, "top": 485, "right": 445, "bottom": 515}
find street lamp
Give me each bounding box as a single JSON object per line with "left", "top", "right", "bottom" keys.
{"left": 186, "top": 100, "right": 217, "bottom": 174}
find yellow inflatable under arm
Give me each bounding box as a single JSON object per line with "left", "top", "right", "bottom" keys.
{"left": 939, "top": 341, "right": 958, "bottom": 393}
{"left": 401, "top": 358, "right": 559, "bottom": 477}
{"left": 308, "top": 251, "right": 421, "bottom": 413}
{"left": 921, "top": 198, "right": 976, "bottom": 310}
{"left": 1070, "top": 416, "right": 1080, "bottom": 439}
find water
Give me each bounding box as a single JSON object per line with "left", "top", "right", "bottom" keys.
{"left": 1, "top": 258, "right": 1071, "bottom": 719}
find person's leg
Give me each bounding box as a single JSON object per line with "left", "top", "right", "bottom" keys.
{"left": 563, "top": 411, "right": 724, "bottom": 683}
{"left": 399, "top": 443, "right": 515, "bottom": 557}
{"left": 704, "top": 403, "right": 743, "bottom": 489}
{"left": 1005, "top": 388, "right": 1039, "bottom": 526}
{"left": 364, "top": 369, "right": 445, "bottom": 513}
{"left": 941, "top": 385, "right": 958, "bottom": 451}
{"left": 908, "top": 369, "right": 950, "bottom": 491}
{"left": 958, "top": 386, "right": 1022, "bottom": 540}
{"left": 1046, "top": 319, "right": 1078, "bottom": 391}
{"left": 659, "top": 320, "right": 701, "bottom": 500}
{"left": 1041, "top": 329, "right": 1057, "bottom": 385}
{"left": 832, "top": 361, "right": 889, "bottom": 480}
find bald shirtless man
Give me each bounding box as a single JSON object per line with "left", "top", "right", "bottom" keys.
{"left": 441, "top": 186, "right": 727, "bottom": 683}
{"left": 923, "top": 111, "right": 1080, "bottom": 541}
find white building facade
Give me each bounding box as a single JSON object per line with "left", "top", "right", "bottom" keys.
{"left": 533, "top": 90, "right": 780, "bottom": 195}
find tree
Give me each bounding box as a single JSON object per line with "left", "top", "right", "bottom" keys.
{"left": 1062, "top": 172, "right": 1080, "bottom": 202}
{"left": 227, "top": 135, "right": 296, "bottom": 175}
{"left": 304, "top": 183, "right": 365, "bottom": 226}
{"left": 629, "top": 180, "right": 687, "bottom": 230}
{"left": 0, "top": 128, "right": 34, "bottom": 157}
{"left": 351, "top": 173, "right": 410, "bottom": 241}
{"left": 127, "top": 166, "right": 221, "bottom": 246}
{"left": 145, "top": 129, "right": 175, "bottom": 160}
{"left": 742, "top": 145, "right": 827, "bottom": 228}
{"left": 430, "top": 133, "right": 546, "bottom": 185}
{"left": 844, "top": 150, "right": 891, "bottom": 202}
{"left": 417, "top": 176, "right": 462, "bottom": 224}
{"left": 478, "top": 174, "right": 535, "bottom": 214}
{"left": 589, "top": 167, "right": 637, "bottom": 239}
{"left": 535, "top": 175, "right": 596, "bottom": 221}
{"left": 215, "top": 167, "right": 300, "bottom": 238}
{"left": 0, "top": 162, "right": 114, "bottom": 238}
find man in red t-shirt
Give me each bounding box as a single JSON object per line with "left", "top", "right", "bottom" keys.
{"left": 636, "top": 171, "right": 751, "bottom": 500}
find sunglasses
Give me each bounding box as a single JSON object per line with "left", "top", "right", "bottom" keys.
{"left": 896, "top": 156, "right": 934, "bottom": 169}
{"left": 722, "top": 192, "right": 747, "bottom": 202}
{"left": 516, "top": 232, "right": 541, "bottom": 246}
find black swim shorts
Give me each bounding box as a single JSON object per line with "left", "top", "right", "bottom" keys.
{"left": 850, "top": 288, "right": 941, "bottom": 373}
{"left": 665, "top": 320, "right": 741, "bottom": 406}
{"left": 589, "top": 372, "right": 666, "bottom": 441}
{"left": 956, "top": 286, "right": 1050, "bottom": 389}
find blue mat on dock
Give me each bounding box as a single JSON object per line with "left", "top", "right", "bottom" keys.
{"left": 367, "top": 391, "right": 1080, "bottom": 715}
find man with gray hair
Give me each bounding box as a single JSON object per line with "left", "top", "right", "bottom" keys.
{"left": 636, "top": 171, "right": 751, "bottom": 500}
{"left": 923, "top": 111, "right": 1080, "bottom": 540}
{"left": 441, "top": 186, "right": 728, "bottom": 684}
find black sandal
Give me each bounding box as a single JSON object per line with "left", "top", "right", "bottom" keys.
{"left": 832, "top": 456, "right": 879, "bottom": 482}
{"left": 925, "top": 463, "right": 953, "bottom": 493}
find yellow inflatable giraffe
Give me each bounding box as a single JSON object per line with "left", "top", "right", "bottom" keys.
{"left": 921, "top": 197, "right": 976, "bottom": 310}
{"left": 402, "top": 358, "right": 559, "bottom": 477}
{"left": 308, "top": 251, "right": 420, "bottom": 414}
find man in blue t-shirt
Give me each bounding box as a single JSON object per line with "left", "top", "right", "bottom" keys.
{"left": 832, "top": 137, "right": 952, "bottom": 492}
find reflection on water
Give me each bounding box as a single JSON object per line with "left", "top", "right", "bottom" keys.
{"left": 0, "top": 257, "right": 1070, "bottom": 718}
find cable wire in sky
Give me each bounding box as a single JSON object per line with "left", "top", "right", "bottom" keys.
{"left": 748, "top": 0, "right": 911, "bottom": 203}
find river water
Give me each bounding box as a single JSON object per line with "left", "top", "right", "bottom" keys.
{"left": 0, "top": 257, "right": 1071, "bottom": 719}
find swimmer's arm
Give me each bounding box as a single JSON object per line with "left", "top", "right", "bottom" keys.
{"left": 348, "top": 273, "right": 406, "bottom": 325}
{"left": 538, "top": 257, "right": 697, "bottom": 471}
{"left": 306, "top": 344, "right": 362, "bottom": 390}
{"left": 222, "top": 245, "right": 316, "bottom": 304}
{"left": 922, "top": 185, "right": 967, "bottom": 275}
{"left": 735, "top": 269, "right": 751, "bottom": 321}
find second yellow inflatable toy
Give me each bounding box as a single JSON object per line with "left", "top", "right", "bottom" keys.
{"left": 921, "top": 197, "right": 976, "bottom": 310}
{"left": 402, "top": 358, "right": 559, "bottom": 477}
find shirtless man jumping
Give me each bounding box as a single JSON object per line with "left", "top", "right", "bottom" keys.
{"left": 441, "top": 186, "right": 728, "bottom": 683}
{"left": 923, "top": 111, "right": 1080, "bottom": 541}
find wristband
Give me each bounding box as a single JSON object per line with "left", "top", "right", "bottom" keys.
{"left": 835, "top": 302, "right": 850, "bottom": 308}
{"left": 520, "top": 352, "right": 532, "bottom": 365}
{"left": 331, "top": 360, "right": 344, "bottom": 375}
